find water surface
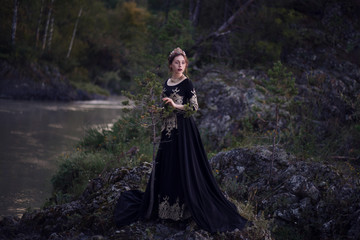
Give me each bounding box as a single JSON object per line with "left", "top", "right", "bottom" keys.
{"left": 0, "top": 98, "right": 127, "bottom": 217}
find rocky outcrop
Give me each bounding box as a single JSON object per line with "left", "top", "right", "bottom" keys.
{"left": 194, "top": 54, "right": 360, "bottom": 148}
{"left": 210, "top": 146, "right": 360, "bottom": 239}
{"left": 0, "top": 60, "right": 105, "bottom": 101}
{"left": 194, "top": 69, "right": 267, "bottom": 148}
{"left": 194, "top": 2, "right": 360, "bottom": 150}
{"left": 1, "top": 146, "right": 358, "bottom": 239}
{"left": 0, "top": 162, "right": 252, "bottom": 240}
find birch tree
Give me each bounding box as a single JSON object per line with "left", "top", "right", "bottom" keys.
{"left": 66, "top": 7, "right": 83, "bottom": 58}
{"left": 35, "top": 0, "right": 45, "bottom": 47}
{"left": 48, "top": 16, "right": 54, "bottom": 49}
{"left": 11, "top": 0, "right": 19, "bottom": 46}
{"left": 189, "top": 0, "right": 201, "bottom": 26}
{"left": 42, "top": 0, "right": 55, "bottom": 51}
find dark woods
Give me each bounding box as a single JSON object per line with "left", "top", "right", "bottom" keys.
{"left": 1, "top": 0, "right": 359, "bottom": 94}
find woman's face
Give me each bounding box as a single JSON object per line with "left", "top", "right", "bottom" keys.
{"left": 170, "top": 55, "right": 187, "bottom": 75}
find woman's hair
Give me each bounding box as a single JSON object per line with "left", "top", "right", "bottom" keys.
{"left": 168, "top": 47, "right": 189, "bottom": 74}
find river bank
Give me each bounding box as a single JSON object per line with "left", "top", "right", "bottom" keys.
{"left": 0, "top": 60, "right": 109, "bottom": 101}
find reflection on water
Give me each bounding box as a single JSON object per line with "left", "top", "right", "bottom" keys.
{"left": 0, "top": 98, "right": 127, "bottom": 217}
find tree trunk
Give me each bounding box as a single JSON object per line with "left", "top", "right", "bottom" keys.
{"left": 145, "top": 87, "right": 158, "bottom": 219}
{"left": 146, "top": 111, "right": 157, "bottom": 218}
{"left": 35, "top": 0, "right": 45, "bottom": 47}
{"left": 11, "top": 0, "right": 19, "bottom": 46}
{"left": 164, "top": 0, "right": 170, "bottom": 24}
{"left": 269, "top": 104, "right": 279, "bottom": 185}
{"left": 189, "top": 0, "right": 200, "bottom": 26}
{"left": 189, "top": 0, "right": 194, "bottom": 22}
{"left": 48, "top": 17, "right": 54, "bottom": 49}
{"left": 66, "top": 7, "right": 83, "bottom": 58}
{"left": 212, "top": 0, "right": 254, "bottom": 37}
{"left": 192, "top": 0, "right": 201, "bottom": 26}
{"left": 42, "top": 0, "right": 55, "bottom": 51}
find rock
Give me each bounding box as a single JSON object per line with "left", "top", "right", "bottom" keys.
{"left": 347, "top": 210, "right": 360, "bottom": 239}
{"left": 194, "top": 70, "right": 267, "bottom": 149}
{"left": 0, "top": 160, "right": 259, "bottom": 240}
{"left": 286, "top": 175, "right": 320, "bottom": 202}
{"left": 2, "top": 145, "right": 357, "bottom": 239}
{"left": 209, "top": 146, "right": 360, "bottom": 239}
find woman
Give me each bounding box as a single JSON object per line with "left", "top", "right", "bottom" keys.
{"left": 114, "top": 47, "right": 248, "bottom": 233}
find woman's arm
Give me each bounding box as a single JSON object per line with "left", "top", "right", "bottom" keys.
{"left": 162, "top": 97, "right": 185, "bottom": 110}
{"left": 162, "top": 79, "right": 198, "bottom": 112}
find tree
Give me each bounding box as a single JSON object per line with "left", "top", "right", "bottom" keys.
{"left": 123, "top": 72, "right": 164, "bottom": 218}
{"left": 66, "top": 6, "right": 82, "bottom": 58}
{"left": 35, "top": 0, "right": 45, "bottom": 47}
{"left": 48, "top": 16, "right": 54, "bottom": 49}
{"left": 189, "top": 0, "right": 201, "bottom": 26}
{"left": 42, "top": 0, "right": 55, "bottom": 51}
{"left": 11, "top": 0, "right": 19, "bottom": 46}
{"left": 256, "top": 61, "right": 298, "bottom": 184}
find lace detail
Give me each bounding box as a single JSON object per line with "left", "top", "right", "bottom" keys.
{"left": 158, "top": 195, "right": 190, "bottom": 221}
{"left": 170, "top": 88, "right": 183, "bottom": 105}
{"left": 190, "top": 89, "right": 198, "bottom": 111}
{"left": 162, "top": 115, "right": 177, "bottom": 137}
{"left": 161, "top": 88, "right": 184, "bottom": 137}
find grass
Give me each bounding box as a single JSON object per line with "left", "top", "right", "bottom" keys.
{"left": 70, "top": 81, "right": 110, "bottom": 97}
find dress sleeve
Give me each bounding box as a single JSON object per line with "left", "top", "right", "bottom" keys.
{"left": 187, "top": 79, "right": 199, "bottom": 111}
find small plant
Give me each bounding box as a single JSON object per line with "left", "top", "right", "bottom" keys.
{"left": 123, "top": 71, "right": 170, "bottom": 218}
{"left": 256, "top": 61, "right": 297, "bottom": 184}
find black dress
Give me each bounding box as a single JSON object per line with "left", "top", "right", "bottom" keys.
{"left": 114, "top": 78, "right": 247, "bottom": 233}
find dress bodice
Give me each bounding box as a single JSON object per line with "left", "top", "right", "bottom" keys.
{"left": 161, "top": 78, "right": 198, "bottom": 138}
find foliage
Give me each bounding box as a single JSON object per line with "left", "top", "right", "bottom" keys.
{"left": 122, "top": 71, "right": 165, "bottom": 158}
{"left": 2, "top": 0, "right": 359, "bottom": 94}
{"left": 70, "top": 81, "right": 110, "bottom": 96}
{"left": 260, "top": 61, "right": 298, "bottom": 105}
{"left": 253, "top": 61, "right": 297, "bottom": 182}
{"left": 51, "top": 151, "right": 110, "bottom": 197}
{"left": 49, "top": 112, "right": 154, "bottom": 204}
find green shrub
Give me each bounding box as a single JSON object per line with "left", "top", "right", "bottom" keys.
{"left": 51, "top": 151, "right": 109, "bottom": 197}
{"left": 70, "top": 81, "right": 110, "bottom": 96}
{"left": 96, "top": 70, "right": 132, "bottom": 94}
{"left": 50, "top": 113, "right": 154, "bottom": 204}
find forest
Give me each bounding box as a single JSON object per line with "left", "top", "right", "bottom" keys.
{"left": 2, "top": 0, "right": 358, "bottom": 95}
{"left": 1, "top": 0, "right": 360, "bottom": 239}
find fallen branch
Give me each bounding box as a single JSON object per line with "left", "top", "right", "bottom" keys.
{"left": 190, "top": 0, "right": 255, "bottom": 51}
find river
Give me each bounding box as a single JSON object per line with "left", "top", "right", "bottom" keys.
{"left": 0, "top": 98, "right": 127, "bottom": 217}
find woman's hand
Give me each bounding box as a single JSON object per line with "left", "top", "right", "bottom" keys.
{"left": 162, "top": 97, "right": 176, "bottom": 108}
{"left": 162, "top": 97, "right": 184, "bottom": 110}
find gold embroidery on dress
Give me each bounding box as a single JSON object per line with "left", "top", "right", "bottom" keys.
{"left": 158, "top": 195, "right": 190, "bottom": 221}
{"left": 161, "top": 88, "right": 184, "bottom": 137}
{"left": 162, "top": 116, "right": 177, "bottom": 137}
{"left": 190, "top": 89, "right": 199, "bottom": 111}
{"left": 170, "top": 88, "right": 183, "bottom": 105}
